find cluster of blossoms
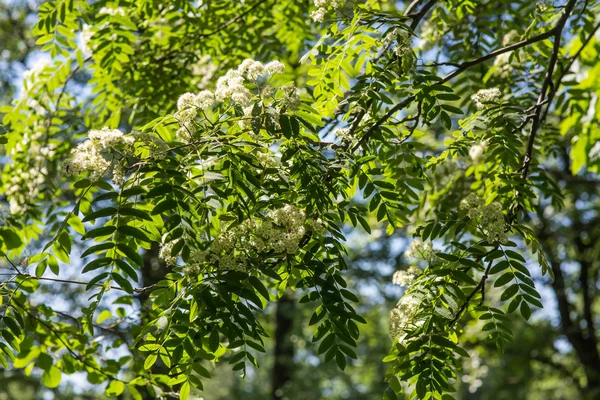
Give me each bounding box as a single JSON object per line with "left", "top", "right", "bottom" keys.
{"left": 310, "top": 0, "right": 344, "bottom": 22}
{"left": 332, "top": 127, "right": 351, "bottom": 141}
{"left": 3, "top": 129, "right": 54, "bottom": 214}
{"left": 389, "top": 293, "right": 421, "bottom": 341}
{"left": 215, "top": 59, "right": 285, "bottom": 106}
{"left": 174, "top": 58, "right": 298, "bottom": 141}
{"left": 392, "top": 265, "right": 421, "bottom": 287}
{"left": 382, "top": 28, "right": 412, "bottom": 57}
{"left": 255, "top": 150, "right": 282, "bottom": 169}
{"left": 460, "top": 193, "right": 508, "bottom": 243}
{"left": 158, "top": 237, "right": 181, "bottom": 266}
{"left": 65, "top": 127, "right": 135, "bottom": 184}
{"left": 98, "top": 6, "right": 126, "bottom": 16}
{"left": 159, "top": 205, "right": 328, "bottom": 273}
{"left": 23, "top": 58, "right": 51, "bottom": 83}
{"left": 80, "top": 24, "right": 94, "bottom": 54}
{"left": 471, "top": 88, "right": 502, "bottom": 109}
{"left": 404, "top": 238, "right": 435, "bottom": 261}
{"left": 468, "top": 141, "right": 488, "bottom": 164}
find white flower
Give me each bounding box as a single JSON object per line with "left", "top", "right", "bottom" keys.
{"left": 194, "top": 90, "right": 215, "bottom": 109}
{"left": 66, "top": 128, "right": 134, "bottom": 181}
{"left": 471, "top": 88, "right": 502, "bottom": 109}
{"left": 159, "top": 238, "right": 181, "bottom": 265}
{"left": 263, "top": 60, "right": 285, "bottom": 75}
{"left": 310, "top": 7, "right": 327, "bottom": 22}
{"left": 238, "top": 59, "right": 265, "bottom": 80}
{"left": 502, "top": 30, "right": 519, "bottom": 46}
{"left": 215, "top": 69, "right": 252, "bottom": 106}
{"left": 392, "top": 266, "right": 420, "bottom": 286}
{"left": 99, "top": 6, "right": 125, "bottom": 16}
{"left": 281, "top": 85, "right": 300, "bottom": 111}
{"left": 23, "top": 58, "right": 51, "bottom": 81}
{"left": 89, "top": 127, "right": 135, "bottom": 149}
{"left": 389, "top": 294, "right": 421, "bottom": 340}
{"left": 460, "top": 194, "right": 507, "bottom": 243}
{"left": 332, "top": 128, "right": 351, "bottom": 141}
{"left": 177, "top": 92, "right": 197, "bottom": 111}
{"left": 256, "top": 151, "right": 281, "bottom": 169}
{"left": 80, "top": 24, "right": 94, "bottom": 54}
{"left": 469, "top": 142, "right": 486, "bottom": 164}
{"left": 460, "top": 193, "right": 485, "bottom": 219}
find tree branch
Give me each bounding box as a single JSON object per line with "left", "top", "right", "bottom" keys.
{"left": 520, "top": 0, "right": 578, "bottom": 179}
{"left": 449, "top": 258, "right": 494, "bottom": 326}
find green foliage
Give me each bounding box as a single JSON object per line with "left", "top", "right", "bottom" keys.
{"left": 0, "top": 0, "right": 599, "bottom": 398}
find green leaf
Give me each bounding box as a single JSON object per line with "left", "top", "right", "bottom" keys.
{"left": 116, "top": 243, "right": 144, "bottom": 267}
{"left": 180, "top": 381, "right": 191, "bottom": 400}
{"left": 118, "top": 207, "right": 153, "bottom": 221}
{"left": 81, "top": 242, "right": 115, "bottom": 258}
{"left": 335, "top": 350, "right": 346, "bottom": 370}
{"left": 500, "top": 284, "right": 520, "bottom": 301}
{"left": 118, "top": 226, "right": 151, "bottom": 242}
{"left": 82, "top": 207, "right": 118, "bottom": 222}
{"left": 42, "top": 366, "right": 61, "bottom": 389}
{"left": 0, "top": 229, "right": 22, "bottom": 249}
{"left": 144, "top": 353, "right": 157, "bottom": 370}
{"left": 520, "top": 301, "right": 531, "bottom": 320}
{"left": 105, "top": 380, "right": 125, "bottom": 396}
{"left": 309, "top": 306, "right": 326, "bottom": 326}
{"left": 83, "top": 226, "right": 117, "bottom": 239}
{"left": 494, "top": 272, "right": 514, "bottom": 287}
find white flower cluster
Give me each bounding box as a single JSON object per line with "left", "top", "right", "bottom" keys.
{"left": 404, "top": 238, "right": 433, "bottom": 260}
{"left": 175, "top": 205, "right": 328, "bottom": 275}
{"left": 468, "top": 141, "right": 487, "bottom": 164}
{"left": 280, "top": 85, "right": 300, "bottom": 111}
{"left": 23, "top": 58, "right": 51, "bottom": 82}
{"left": 332, "top": 128, "right": 351, "bottom": 141}
{"left": 66, "top": 127, "right": 134, "bottom": 183}
{"left": 215, "top": 59, "right": 285, "bottom": 107}
{"left": 311, "top": 0, "right": 344, "bottom": 22}
{"left": 389, "top": 294, "right": 421, "bottom": 340}
{"left": 174, "top": 58, "right": 293, "bottom": 141}
{"left": 471, "top": 88, "right": 502, "bottom": 110}
{"left": 256, "top": 151, "right": 281, "bottom": 169}
{"left": 460, "top": 193, "right": 508, "bottom": 243}
{"left": 80, "top": 24, "right": 94, "bottom": 54}
{"left": 392, "top": 265, "right": 421, "bottom": 286}
{"left": 3, "top": 130, "right": 54, "bottom": 215}
{"left": 383, "top": 29, "right": 412, "bottom": 56}
{"left": 159, "top": 237, "right": 180, "bottom": 265}
{"left": 98, "top": 6, "right": 126, "bottom": 16}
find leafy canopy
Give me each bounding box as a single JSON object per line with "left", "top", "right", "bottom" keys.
{"left": 0, "top": 0, "right": 599, "bottom": 399}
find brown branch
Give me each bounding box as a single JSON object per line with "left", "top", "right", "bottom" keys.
{"left": 449, "top": 258, "right": 494, "bottom": 326}
{"left": 520, "top": 0, "right": 578, "bottom": 179}
{"left": 1, "top": 272, "right": 157, "bottom": 295}
{"left": 406, "top": 0, "right": 437, "bottom": 30}
{"left": 156, "top": 0, "right": 272, "bottom": 62}
{"left": 539, "top": 19, "right": 600, "bottom": 124}
{"left": 351, "top": 8, "right": 578, "bottom": 153}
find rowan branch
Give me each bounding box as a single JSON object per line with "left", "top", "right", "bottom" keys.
{"left": 449, "top": 258, "right": 494, "bottom": 326}
{"left": 520, "top": 0, "right": 578, "bottom": 179}
{"left": 352, "top": 9, "right": 577, "bottom": 152}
